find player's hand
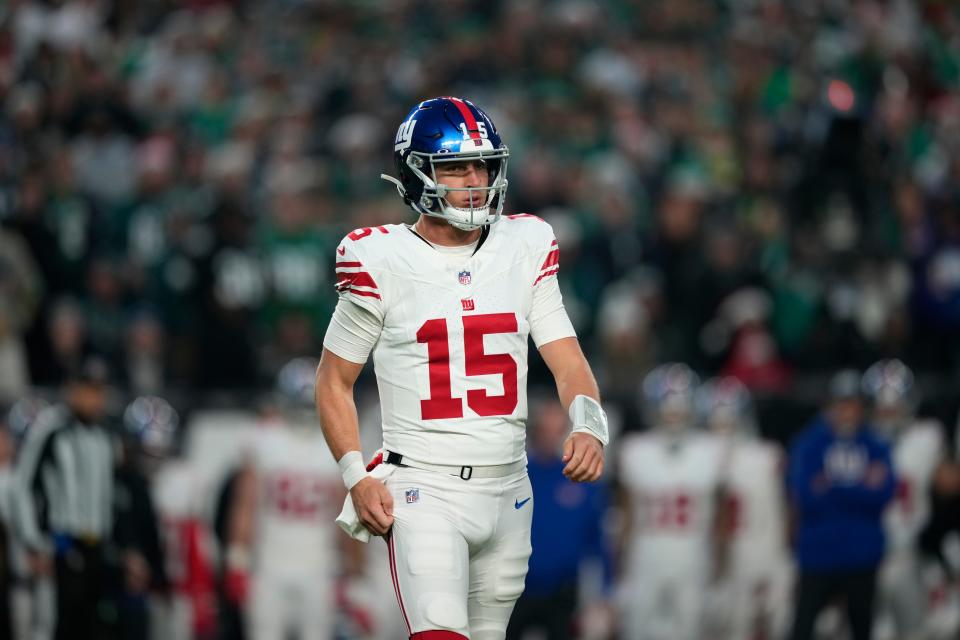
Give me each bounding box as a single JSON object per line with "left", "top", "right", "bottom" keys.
{"left": 562, "top": 432, "right": 604, "bottom": 483}
{"left": 124, "top": 550, "right": 152, "bottom": 593}
{"left": 351, "top": 476, "right": 394, "bottom": 536}
{"left": 26, "top": 550, "right": 52, "bottom": 577}
{"left": 578, "top": 601, "right": 615, "bottom": 640}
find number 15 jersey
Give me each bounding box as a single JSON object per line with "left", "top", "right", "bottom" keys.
{"left": 323, "top": 215, "right": 576, "bottom": 467}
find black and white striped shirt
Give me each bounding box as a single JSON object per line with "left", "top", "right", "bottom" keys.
{"left": 12, "top": 407, "right": 115, "bottom": 551}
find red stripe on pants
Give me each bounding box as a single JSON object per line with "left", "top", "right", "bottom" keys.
{"left": 387, "top": 532, "right": 412, "bottom": 635}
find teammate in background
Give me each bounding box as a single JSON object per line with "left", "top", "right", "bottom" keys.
{"left": 139, "top": 396, "right": 218, "bottom": 640}
{"left": 226, "top": 358, "right": 344, "bottom": 640}
{"left": 616, "top": 363, "right": 723, "bottom": 640}
{"left": 861, "top": 360, "right": 952, "bottom": 640}
{"left": 696, "top": 377, "right": 793, "bottom": 640}
{"left": 315, "top": 96, "right": 607, "bottom": 640}
{"left": 112, "top": 396, "right": 169, "bottom": 640}
{"left": 787, "top": 370, "right": 896, "bottom": 640}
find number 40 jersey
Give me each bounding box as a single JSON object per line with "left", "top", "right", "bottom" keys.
{"left": 325, "top": 215, "right": 576, "bottom": 467}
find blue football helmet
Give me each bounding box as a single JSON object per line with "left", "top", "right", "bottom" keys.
{"left": 6, "top": 396, "right": 51, "bottom": 443}
{"left": 642, "top": 363, "right": 700, "bottom": 431}
{"left": 124, "top": 396, "right": 180, "bottom": 458}
{"left": 862, "top": 359, "right": 914, "bottom": 409}
{"left": 276, "top": 356, "right": 319, "bottom": 408}
{"left": 381, "top": 97, "right": 509, "bottom": 230}
{"left": 695, "top": 376, "right": 755, "bottom": 435}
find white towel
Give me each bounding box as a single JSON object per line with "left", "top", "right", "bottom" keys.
{"left": 335, "top": 463, "right": 397, "bottom": 542}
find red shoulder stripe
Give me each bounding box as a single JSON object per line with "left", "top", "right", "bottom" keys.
{"left": 540, "top": 248, "right": 560, "bottom": 270}
{"left": 346, "top": 288, "right": 382, "bottom": 300}
{"left": 336, "top": 271, "right": 378, "bottom": 290}
{"left": 533, "top": 266, "right": 559, "bottom": 286}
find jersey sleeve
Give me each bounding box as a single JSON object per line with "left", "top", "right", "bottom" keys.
{"left": 528, "top": 227, "right": 576, "bottom": 347}
{"left": 322, "top": 298, "right": 384, "bottom": 364}
{"left": 333, "top": 236, "right": 386, "bottom": 322}
{"left": 533, "top": 234, "right": 560, "bottom": 287}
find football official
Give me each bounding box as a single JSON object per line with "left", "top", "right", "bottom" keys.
{"left": 11, "top": 357, "right": 117, "bottom": 640}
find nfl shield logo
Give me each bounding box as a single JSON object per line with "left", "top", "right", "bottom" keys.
{"left": 458, "top": 270, "right": 471, "bottom": 285}
{"left": 405, "top": 488, "right": 420, "bottom": 504}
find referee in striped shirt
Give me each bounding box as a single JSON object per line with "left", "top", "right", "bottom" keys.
{"left": 12, "top": 356, "right": 116, "bottom": 640}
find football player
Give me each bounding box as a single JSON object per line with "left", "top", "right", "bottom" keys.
{"left": 616, "top": 363, "right": 723, "bottom": 640}
{"left": 127, "top": 395, "right": 218, "bottom": 640}
{"left": 226, "top": 357, "right": 345, "bottom": 640}
{"left": 696, "top": 376, "right": 793, "bottom": 640}
{"left": 316, "top": 96, "right": 607, "bottom": 640}
{"left": 862, "top": 360, "right": 950, "bottom": 640}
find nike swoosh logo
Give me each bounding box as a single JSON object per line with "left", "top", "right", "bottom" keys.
{"left": 337, "top": 246, "right": 346, "bottom": 256}
{"left": 514, "top": 497, "right": 531, "bottom": 509}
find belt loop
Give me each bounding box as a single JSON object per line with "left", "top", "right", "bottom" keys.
{"left": 459, "top": 466, "right": 473, "bottom": 480}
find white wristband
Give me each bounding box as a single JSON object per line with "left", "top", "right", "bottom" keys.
{"left": 338, "top": 450, "right": 368, "bottom": 490}
{"left": 569, "top": 394, "right": 609, "bottom": 446}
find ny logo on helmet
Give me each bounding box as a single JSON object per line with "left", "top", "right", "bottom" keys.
{"left": 395, "top": 118, "right": 417, "bottom": 152}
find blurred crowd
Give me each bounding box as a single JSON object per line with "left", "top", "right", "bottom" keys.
{"left": 2, "top": 0, "right": 960, "bottom": 414}
{"left": 2, "top": 0, "right": 960, "bottom": 638}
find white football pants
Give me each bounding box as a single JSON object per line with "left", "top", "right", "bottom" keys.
{"left": 383, "top": 465, "right": 533, "bottom": 639}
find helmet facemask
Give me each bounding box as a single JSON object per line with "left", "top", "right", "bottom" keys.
{"left": 407, "top": 148, "right": 509, "bottom": 230}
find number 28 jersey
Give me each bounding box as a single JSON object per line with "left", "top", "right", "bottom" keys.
{"left": 327, "top": 215, "right": 575, "bottom": 467}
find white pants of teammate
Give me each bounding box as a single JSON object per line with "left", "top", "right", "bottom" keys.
{"left": 876, "top": 549, "right": 926, "bottom": 640}
{"left": 619, "top": 569, "right": 707, "bottom": 640}
{"left": 383, "top": 465, "right": 533, "bottom": 639}
{"left": 249, "top": 570, "right": 334, "bottom": 640}
{"left": 710, "top": 557, "right": 794, "bottom": 640}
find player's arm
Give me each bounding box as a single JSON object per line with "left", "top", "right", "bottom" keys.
{"left": 315, "top": 349, "right": 366, "bottom": 461}
{"left": 929, "top": 421, "right": 960, "bottom": 497}
{"left": 315, "top": 346, "right": 393, "bottom": 536}
{"left": 320, "top": 239, "right": 394, "bottom": 536}
{"left": 711, "top": 483, "right": 735, "bottom": 582}
{"left": 539, "top": 337, "right": 605, "bottom": 483}
{"left": 224, "top": 462, "right": 256, "bottom": 604}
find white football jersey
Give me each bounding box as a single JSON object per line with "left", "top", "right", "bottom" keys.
{"left": 719, "top": 437, "right": 789, "bottom": 573}
{"left": 151, "top": 460, "right": 210, "bottom": 590}
{"left": 332, "top": 215, "right": 573, "bottom": 466}
{"left": 153, "top": 459, "right": 204, "bottom": 521}
{"left": 885, "top": 419, "right": 944, "bottom": 551}
{"left": 248, "top": 423, "right": 342, "bottom": 574}
{"left": 619, "top": 431, "right": 724, "bottom": 577}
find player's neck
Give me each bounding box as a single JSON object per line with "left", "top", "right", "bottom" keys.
{"left": 414, "top": 215, "right": 482, "bottom": 247}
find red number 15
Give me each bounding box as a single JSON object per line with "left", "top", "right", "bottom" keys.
{"left": 417, "top": 313, "right": 518, "bottom": 419}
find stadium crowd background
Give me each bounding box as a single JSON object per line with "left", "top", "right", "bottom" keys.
{"left": 1, "top": 0, "right": 960, "bottom": 639}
